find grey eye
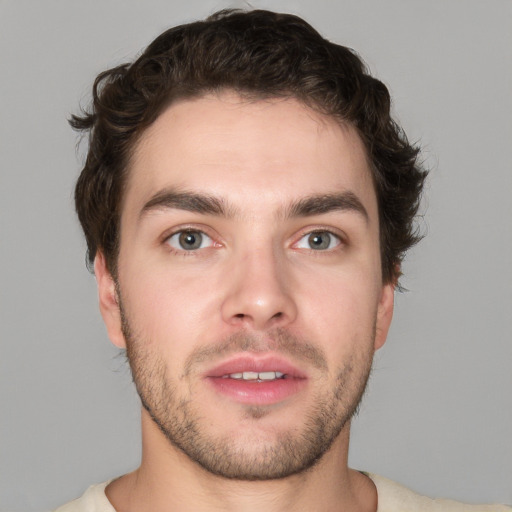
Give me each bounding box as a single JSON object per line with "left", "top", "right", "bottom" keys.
{"left": 167, "top": 230, "right": 213, "bottom": 251}
{"left": 295, "top": 231, "right": 341, "bottom": 251}
{"left": 308, "top": 232, "right": 331, "bottom": 250}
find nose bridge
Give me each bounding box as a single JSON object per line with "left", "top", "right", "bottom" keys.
{"left": 221, "top": 238, "right": 297, "bottom": 330}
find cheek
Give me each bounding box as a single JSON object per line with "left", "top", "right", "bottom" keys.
{"left": 297, "top": 267, "right": 379, "bottom": 345}
{"left": 119, "top": 262, "right": 222, "bottom": 345}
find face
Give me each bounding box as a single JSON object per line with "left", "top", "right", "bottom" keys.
{"left": 96, "top": 93, "right": 394, "bottom": 480}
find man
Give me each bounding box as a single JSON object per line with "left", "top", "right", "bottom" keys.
{"left": 56, "top": 9, "right": 511, "bottom": 512}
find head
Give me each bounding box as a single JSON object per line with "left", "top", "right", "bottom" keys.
{"left": 72, "top": 8, "right": 426, "bottom": 285}
{"left": 71, "top": 9, "right": 427, "bottom": 481}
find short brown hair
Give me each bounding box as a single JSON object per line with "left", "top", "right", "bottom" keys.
{"left": 71, "top": 9, "right": 427, "bottom": 283}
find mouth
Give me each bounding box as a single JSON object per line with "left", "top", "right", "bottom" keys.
{"left": 221, "top": 371, "right": 286, "bottom": 382}
{"left": 204, "top": 355, "right": 307, "bottom": 405}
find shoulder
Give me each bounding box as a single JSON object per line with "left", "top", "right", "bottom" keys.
{"left": 367, "top": 473, "right": 512, "bottom": 512}
{"left": 53, "top": 481, "right": 115, "bottom": 512}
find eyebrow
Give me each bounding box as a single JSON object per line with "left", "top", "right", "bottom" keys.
{"left": 284, "top": 192, "right": 368, "bottom": 222}
{"left": 140, "top": 188, "right": 368, "bottom": 222}
{"left": 140, "top": 189, "right": 232, "bottom": 218}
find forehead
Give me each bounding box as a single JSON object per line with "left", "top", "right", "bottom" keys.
{"left": 125, "top": 92, "right": 376, "bottom": 219}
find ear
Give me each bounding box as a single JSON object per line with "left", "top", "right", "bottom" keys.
{"left": 94, "top": 252, "right": 126, "bottom": 349}
{"left": 374, "top": 280, "right": 395, "bottom": 351}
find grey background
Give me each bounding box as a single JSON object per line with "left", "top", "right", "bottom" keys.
{"left": 1, "top": 0, "right": 511, "bottom": 510}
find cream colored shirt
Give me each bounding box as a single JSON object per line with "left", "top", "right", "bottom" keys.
{"left": 54, "top": 474, "right": 512, "bottom": 511}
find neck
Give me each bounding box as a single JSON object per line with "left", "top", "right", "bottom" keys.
{"left": 106, "top": 410, "right": 377, "bottom": 512}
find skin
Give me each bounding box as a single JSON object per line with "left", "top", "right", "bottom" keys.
{"left": 95, "top": 92, "right": 395, "bottom": 511}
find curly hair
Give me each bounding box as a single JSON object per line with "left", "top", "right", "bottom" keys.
{"left": 71, "top": 9, "right": 427, "bottom": 284}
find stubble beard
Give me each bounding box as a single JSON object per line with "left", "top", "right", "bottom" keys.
{"left": 120, "top": 302, "right": 375, "bottom": 481}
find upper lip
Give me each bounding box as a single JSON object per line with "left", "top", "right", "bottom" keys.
{"left": 204, "top": 354, "right": 308, "bottom": 379}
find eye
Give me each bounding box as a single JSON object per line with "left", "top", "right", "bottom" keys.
{"left": 166, "top": 230, "right": 214, "bottom": 251}
{"left": 295, "top": 231, "right": 341, "bottom": 251}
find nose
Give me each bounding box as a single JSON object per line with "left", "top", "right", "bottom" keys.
{"left": 220, "top": 246, "right": 298, "bottom": 331}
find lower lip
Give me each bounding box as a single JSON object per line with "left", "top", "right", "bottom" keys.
{"left": 206, "top": 376, "right": 306, "bottom": 405}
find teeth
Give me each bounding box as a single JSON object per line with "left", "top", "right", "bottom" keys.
{"left": 223, "top": 371, "right": 285, "bottom": 381}
{"left": 259, "top": 371, "right": 282, "bottom": 380}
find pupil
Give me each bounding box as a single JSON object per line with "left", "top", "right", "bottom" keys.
{"left": 179, "top": 231, "right": 202, "bottom": 250}
{"left": 309, "top": 232, "right": 330, "bottom": 250}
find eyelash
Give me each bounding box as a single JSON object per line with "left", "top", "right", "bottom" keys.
{"left": 162, "top": 226, "right": 219, "bottom": 256}
{"left": 293, "top": 229, "right": 344, "bottom": 251}
{"left": 161, "top": 226, "right": 347, "bottom": 255}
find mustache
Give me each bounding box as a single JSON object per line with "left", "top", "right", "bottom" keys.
{"left": 183, "top": 328, "right": 328, "bottom": 376}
